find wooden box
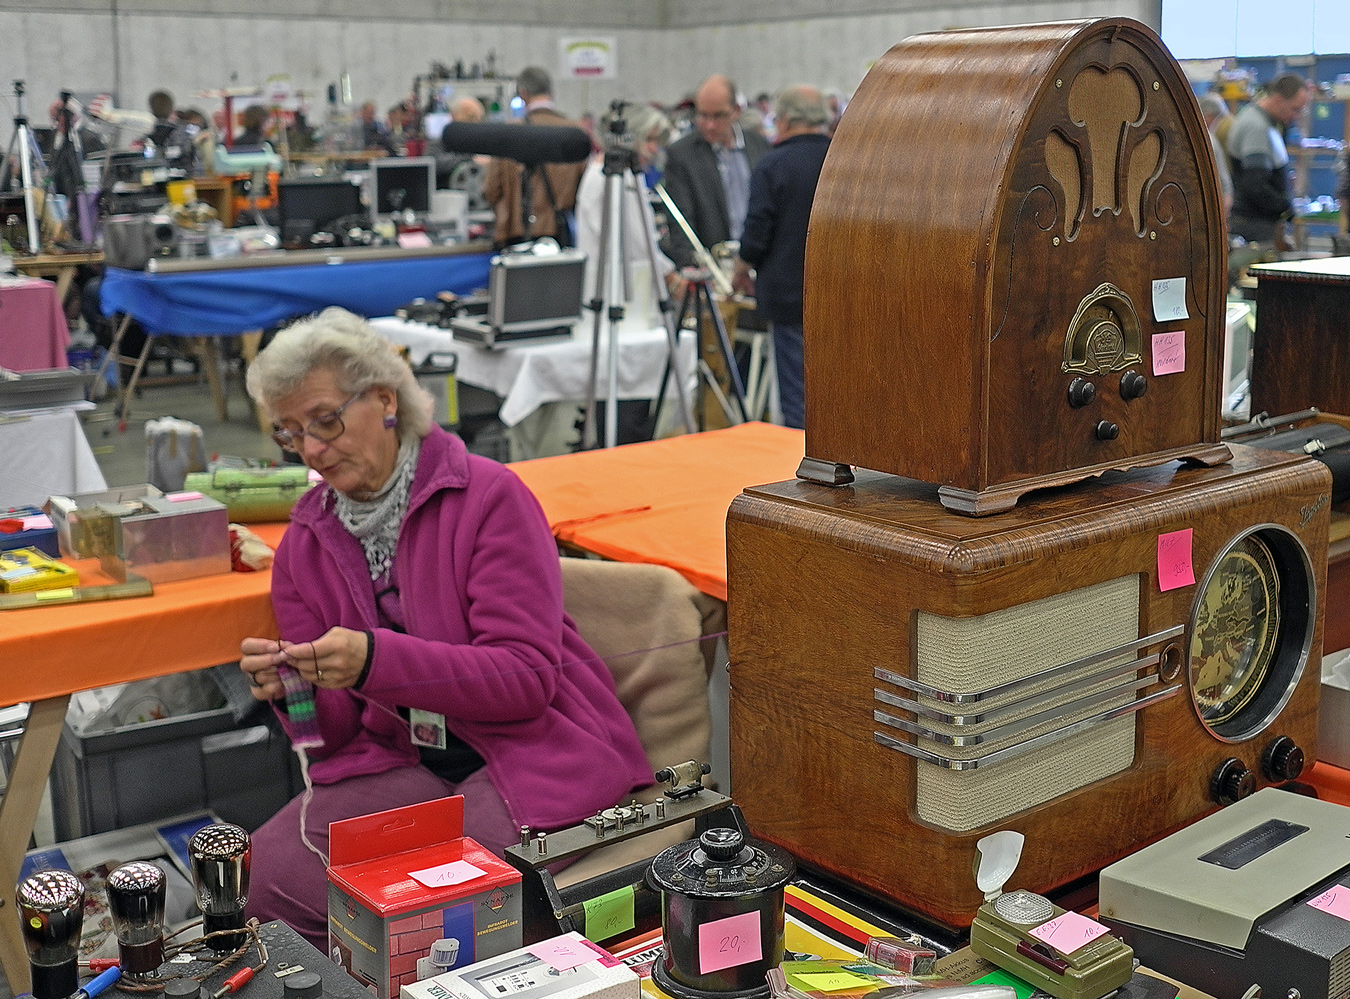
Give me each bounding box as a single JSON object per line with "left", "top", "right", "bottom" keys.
{"left": 802, "top": 18, "right": 1230, "bottom": 514}
{"left": 728, "top": 446, "right": 1329, "bottom": 929}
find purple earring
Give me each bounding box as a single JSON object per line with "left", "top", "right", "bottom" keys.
{"left": 383, "top": 414, "right": 397, "bottom": 429}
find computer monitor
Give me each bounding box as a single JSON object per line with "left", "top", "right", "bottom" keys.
{"left": 278, "top": 177, "right": 364, "bottom": 232}
{"left": 369, "top": 156, "right": 435, "bottom": 219}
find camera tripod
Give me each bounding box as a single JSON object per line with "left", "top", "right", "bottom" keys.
{"left": 0, "top": 80, "right": 46, "bottom": 254}
{"left": 581, "top": 105, "right": 695, "bottom": 449}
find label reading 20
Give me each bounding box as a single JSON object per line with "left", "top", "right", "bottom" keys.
{"left": 698, "top": 911, "right": 762, "bottom": 974}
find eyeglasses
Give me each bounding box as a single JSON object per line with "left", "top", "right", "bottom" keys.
{"left": 695, "top": 109, "right": 735, "bottom": 122}
{"left": 272, "top": 391, "right": 363, "bottom": 452}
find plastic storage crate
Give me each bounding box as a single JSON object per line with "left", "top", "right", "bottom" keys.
{"left": 49, "top": 706, "right": 301, "bottom": 841}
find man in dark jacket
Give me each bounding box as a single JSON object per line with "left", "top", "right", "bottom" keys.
{"left": 734, "top": 86, "right": 830, "bottom": 430}
{"left": 662, "top": 75, "right": 771, "bottom": 267}
{"left": 1228, "top": 73, "right": 1310, "bottom": 245}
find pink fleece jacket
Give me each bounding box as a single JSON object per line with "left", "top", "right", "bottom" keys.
{"left": 270, "top": 426, "right": 652, "bottom": 830}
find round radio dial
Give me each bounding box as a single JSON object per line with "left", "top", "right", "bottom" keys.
{"left": 1067, "top": 377, "right": 1097, "bottom": 408}
{"left": 1262, "top": 736, "right": 1305, "bottom": 782}
{"left": 1120, "top": 370, "right": 1148, "bottom": 401}
{"left": 1095, "top": 420, "right": 1120, "bottom": 441}
{"left": 1211, "top": 757, "right": 1256, "bottom": 805}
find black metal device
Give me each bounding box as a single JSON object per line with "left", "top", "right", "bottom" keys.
{"left": 503, "top": 761, "right": 739, "bottom": 944}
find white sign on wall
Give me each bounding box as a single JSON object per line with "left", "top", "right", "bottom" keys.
{"left": 559, "top": 37, "right": 617, "bottom": 80}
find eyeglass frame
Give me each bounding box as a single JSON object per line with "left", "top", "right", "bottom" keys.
{"left": 695, "top": 108, "right": 735, "bottom": 122}
{"left": 271, "top": 390, "right": 365, "bottom": 452}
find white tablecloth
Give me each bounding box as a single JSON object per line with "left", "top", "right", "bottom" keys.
{"left": 367, "top": 317, "right": 696, "bottom": 428}
{"left": 0, "top": 409, "right": 107, "bottom": 508}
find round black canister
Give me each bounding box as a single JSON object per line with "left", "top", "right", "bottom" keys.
{"left": 647, "top": 827, "right": 795, "bottom": 999}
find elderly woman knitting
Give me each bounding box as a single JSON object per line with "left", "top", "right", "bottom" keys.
{"left": 238, "top": 308, "right": 650, "bottom": 947}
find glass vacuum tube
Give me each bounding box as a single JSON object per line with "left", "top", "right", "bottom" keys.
{"left": 188, "top": 823, "right": 252, "bottom": 952}
{"left": 106, "top": 861, "right": 167, "bottom": 976}
{"left": 17, "top": 869, "right": 85, "bottom": 999}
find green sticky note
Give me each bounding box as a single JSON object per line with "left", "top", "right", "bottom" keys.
{"left": 972, "top": 969, "right": 1035, "bottom": 999}
{"left": 794, "top": 972, "right": 877, "bottom": 992}
{"left": 582, "top": 885, "right": 635, "bottom": 942}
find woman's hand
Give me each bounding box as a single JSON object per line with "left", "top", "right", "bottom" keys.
{"left": 239, "top": 638, "right": 288, "bottom": 701}
{"left": 283, "top": 627, "right": 369, "bottom": 690}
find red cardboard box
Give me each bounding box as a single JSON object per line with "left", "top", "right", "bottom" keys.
{"left": 327, "top": 796, "right": 523, "bottom": 999}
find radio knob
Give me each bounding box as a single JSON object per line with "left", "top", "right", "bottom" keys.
{"left": 1211, "top": 758, "right": 1256, "bottom": 805}
{"left": 1120, "top": 370, "right": 1148, "bottom": 401}
{"left": 1067, "top": 377, "right": 1096, "bottom": 408}
{"left": 1262, "top": 736, "right": 1305, "bottom": 782}
{"left": 1095, "top": 420, "right": 1120, "bottom": 441}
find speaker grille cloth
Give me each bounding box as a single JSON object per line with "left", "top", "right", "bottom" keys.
{"left": 913, "top": 575, "right": 1140, "bottom": 831}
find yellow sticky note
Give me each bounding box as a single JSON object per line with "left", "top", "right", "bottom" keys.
{"left": 582, "top": 885, "right": 635, "bottom": 942}
{"left": 794, "top": 972, "right": 877, "bottom": 992}
{"left": 35, "top": 588, "right": 76, "bottom": 601}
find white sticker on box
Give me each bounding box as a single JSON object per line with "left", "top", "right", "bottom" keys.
{"left": 1151, "top": 278, "right": 1188, "bottom": 322}
{"left": 408, "top": 859, "right": 488, "bottom": 889}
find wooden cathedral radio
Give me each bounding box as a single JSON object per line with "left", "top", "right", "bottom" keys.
{"left": 727, "top": 17, "right": 1332, "bottom": 931}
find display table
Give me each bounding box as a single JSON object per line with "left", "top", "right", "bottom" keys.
{"left": 368, "top": 316, "right": 697, "bottom": 429}
{"left": 0, "top": 522, "right": 284, "bottom": 991}
{"left": 11, "top": 251, "right": 103, "bottom": 306}
{"left": 0, "top": 409, "right": 106, "bottom": 508}
{"left": 1249, "top": 256, "right": 1350, "bottom": 416}
{"left": 511, "top": 422, "right": 805, "bottom": 600}
{"left": 98, "top": 245, "right": 493, "bottom": 430}
{"left": 0, "top": 276, "right": 71, "bottom": 371}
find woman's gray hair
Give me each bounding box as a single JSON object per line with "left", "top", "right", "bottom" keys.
{"left": 245, "top": 307, "right": 434, "bottom": 442}
{"left": 602, "top": 102, "right": 671, "bottom": 147}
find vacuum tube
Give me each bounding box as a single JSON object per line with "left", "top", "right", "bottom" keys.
{"left": 16, "top": 869, "right": 85, "bottom": 999}
{"left": 106, "top": 861, "right": 167, "bottom": 976}
{"left": 188, "top": 823, "right": 252, "bottom": 952}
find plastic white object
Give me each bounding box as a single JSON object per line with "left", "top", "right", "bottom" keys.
{"left": 974, "top": 830, "right": 1025, "bottom": 900}
{"left": 429, "top": 938, "right": 460, "bottom": 966}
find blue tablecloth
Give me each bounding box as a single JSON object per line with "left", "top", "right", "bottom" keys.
{"left": 100, "top": 251, "right": 492, "bottom": 336}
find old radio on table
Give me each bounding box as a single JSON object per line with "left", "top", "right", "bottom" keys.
{"left": 727, "top": 16, "right": 1331, "bottom": 933}
{"left": 798, "top": 17, "right": 1230, "bottom": 515}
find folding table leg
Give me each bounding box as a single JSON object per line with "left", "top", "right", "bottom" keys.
{"left": 118, "top": 333, "right": 158, "bottom": 432}
{"left": 193, "top": 337, "right": 228, "bottom": 422}
{"left": 0, "top": 695, "right": 72, "bottom": 995}
{"left": 238, "top": 331, "right": 272, "bottom": 436}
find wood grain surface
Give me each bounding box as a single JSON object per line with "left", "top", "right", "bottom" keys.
{"left": 728, "top": 446, "right": 1331, "bottom": 929}
{"left": 801, "top": 18, "right": 1226, "bottom": 512}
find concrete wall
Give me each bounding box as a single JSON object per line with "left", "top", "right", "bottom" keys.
{"left": 0, "top": 0, "right": 1160, "bottom": 128}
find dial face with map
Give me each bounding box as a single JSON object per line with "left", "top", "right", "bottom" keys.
{"left": 1189, "top": 534, "right": 1283, "bottom": 730}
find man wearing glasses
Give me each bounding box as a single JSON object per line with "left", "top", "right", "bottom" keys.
{"left": 662, "top": 75, "right": 771, "bottom": 268}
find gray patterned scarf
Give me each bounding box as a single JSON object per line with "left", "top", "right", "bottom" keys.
{"left": 332, "top": 438, "right": 421, "bottom": 580}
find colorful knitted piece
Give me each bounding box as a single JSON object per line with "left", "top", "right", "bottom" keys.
{"left": 276, "top": 662, "right": 323, "bottom": 750}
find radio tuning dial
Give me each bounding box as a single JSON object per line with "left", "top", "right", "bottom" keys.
{"left": 1120, "top": 370, "right": 1148, "bottom": 401}
{"left": 1211, "top": 758, "right": 1256, "bottom": 805}
{"left": 1067, "top": 377, "right": 1096, "bottom": 408}
{"left": 1095, "top": 420, "right": 1120, "bottom": 441}
{"left": 1262, "top": 736, "right": 1305, "bottom": 782}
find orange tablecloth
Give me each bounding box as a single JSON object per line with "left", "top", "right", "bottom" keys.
{"left": 510, "top": 422, "right": 805, "bottom": 600}
{"left": 0, "top": 522, "right": 285, "bottom": 707}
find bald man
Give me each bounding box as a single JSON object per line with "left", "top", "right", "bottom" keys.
{"left": 661, "top": 74, "right": 771, "bottom": 268}
{"left": 450, "top": 96, "right": 485, "bottom": 123}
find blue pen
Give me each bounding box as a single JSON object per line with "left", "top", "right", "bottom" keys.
{"left": 71, "top": 966, "right": 121, "bottom": 999}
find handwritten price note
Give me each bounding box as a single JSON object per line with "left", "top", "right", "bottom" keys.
{"left": 1152, "top": 331, "right": 1186, "bottom": 376}
{"left": 698, "top": 910, "right": 762, "bottom": 974}
{"left": 528, "top": 936, "right": 600, "bottom": 972}
{"left": 795, "top": 972, "right": 878, "bottom": 993}
{"left": 1028, "top": 910, "right": 1110, "bottom": 955}
{"left": 407, "top": 859, "right": 487, "bottom": 889}
{"left": 1157, "top": 528, "right": 1195, "bottom": 592}
{"left": 1152, "top": 277, "right": 1189, "bottom": 322}
{"left": 1308, "top": 884, "right": 1350, "bottom": 922}
{"left": 582, "top": 885, "right": 634, "bottom": 943}
{"left": 21, "top": 515, "right": 52, "bottom": 531}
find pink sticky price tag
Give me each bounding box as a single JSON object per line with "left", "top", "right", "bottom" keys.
{"left": 698, "top": 911, "right": 762, "bottom": 974}
{"left": 166, "top": 491, "right": 205, "bottom": 502}
{"left": 397, "top": 231, "right": 433, "bottom": 249}
{"left": 1308, "top": 884, "right": 1350, "bottom": 922}
{"left": 1157, "top": 528, "right": 1195, "bottom": 592}
{"left": 21, "top": 515, "right": 52, "bottom": 531}
{"left": 527, "top": 936, "right": 601, "bottom": 972}
{"left": 1152, "top": 331, "right": 1186, "bottom": 376}
{"left": 1028, "top": 910, "right": 1110, "bottom": 955}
